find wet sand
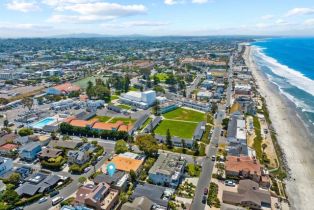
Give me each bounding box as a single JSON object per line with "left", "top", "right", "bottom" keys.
{"left": 244, "top": 45, "right": 314, "bottom": 210}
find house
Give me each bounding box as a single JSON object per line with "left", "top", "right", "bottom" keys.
{"left": 93, "top": 170, "right": 129, "bottom": 191}
{"left": 121, "top": 196, "right": 155, "bottom": 210}
{"left": 15, "top": 166, "right": 32, "bottom": 179}
{"left": 129, "top": 183, "right": 173, "bottom": 209}
{"left": 225, "top": 155, "right": 262, "bottom": 183}
{"left": 19, "top": 142, "right": 42, "bottom": 161}
{"left": 46, "top": 82, "right": 80, "bottom": 95}
{"left": 148, "top": 153, "right": 186, "bottom": 188}
{"left": 106, "top": 155, "right": 144, "bottom": 174}
{"left": 0, "top": 157, "right": 13, "bottom": 176}
{"left": 67, "top": 150, "right": 90, "bottom": 165}
{"left": 49, "top": 140, "right": 82, "bottom": 150}
{"left": 39, "top": 148, "right": 63, "bottom": 161}
{"left": 0, "top": 143, "right": 19, "bottom": 156}
{"left": 75, "top": 182, "right": 119, "bottom": 210}
{"left": 119, "top": 90, "right": 156, "bottom": 109}
{"left": 227, "top": 112, "right": 246, "bottom": 145}
{"left": 222, "top": 179, "right": 271, "bottom": 209}
{"left": 16, "top": 172, "right": 61, "bottom": 196}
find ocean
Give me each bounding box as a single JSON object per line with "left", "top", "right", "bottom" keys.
{"left": 251, "top": 37, "right": 314, "bottom": 137}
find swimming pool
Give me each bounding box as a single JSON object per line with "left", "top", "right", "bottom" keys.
{"left": 31, "top": 117, "right": 57, "bottom": 129}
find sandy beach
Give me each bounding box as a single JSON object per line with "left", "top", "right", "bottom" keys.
{"left": 244, "top": 45, "right": 314, "bottom": 210}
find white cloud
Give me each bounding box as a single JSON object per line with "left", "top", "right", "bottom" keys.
{"left": 304, "top": 19, "right": 314, "bottom": 26}
{"left": 48, "top": 14, "right": 116, "bottom": 23}
{"left": 286, "top": 8, "right": 314, "bottom": 17}
{"left": 123, "top": 20, "right": 169, "bottom": 27}
{"left": 164, "top": 0, "right": 182, "bottom": 5}
{"left": 192, "top": 0, "right": 208, "bottom": 4}
{"left": 261, "top": 14, "right": 274, "bottom": 20}
{"left": 60, "top": 2, "right": 146, "bottom": 16}
{"left": 6, "top": 0, "right": 40, "bottom": 12}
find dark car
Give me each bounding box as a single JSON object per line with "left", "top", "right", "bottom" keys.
{"left": 202, "top": 195, "right": 207, "bottom": 204}
{"left": 204, "top": 188, "right": 208, "bottom": 195}
{"left": 49, "top": 191, "right": 59, "bottom": 197}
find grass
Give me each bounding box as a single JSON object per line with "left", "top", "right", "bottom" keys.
{"left": 253, "top": 116, "right": 263, "bottom": 162}
{"left": 74, "top": 75, "right": 108, "bottom": 89}
{"left": 117, "top": 104, "right": 132, "bottom": 110}
{"left": 187, "top": 163, "right": 201, "bottom": 177}
{"left": 163, "top": 107, "right": 205, "bottom": 122}
{"left": 111, "top": 95, "right": 119, "bottom": 100}
{"left": 109, "top": 117, "right": 136, "bottom": 124}
{"left": 129, "top": 86, "right": 139, "bottom": 91}
{"left": 154, "top": 73, "right": 169, "bottom": 81}
{"left": 154, "top": 120, "right": 197, "bottom": 139}
{"left": 94, "top": 116, "right": 112, "bottom": 122}
{"left": 140, "top": 117, "right": 152, "bottom": 130}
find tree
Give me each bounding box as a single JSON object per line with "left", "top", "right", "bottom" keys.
{"left": 7, "top": 173, "right": 20, "bottom": 186}
{"left": 22, "top": 97, "right": 33, "bottom": 111}
{"left": 166, "top": 129, "right": 173, "bottom": 149}
{"left": 1, "top": 189, "right": 20, "bottom": 205}
{"left": 181, "top": 139, "right": 186, "bottom": 148}
{"left": 51, "top": 132, "right": 57, "bottom": 140}
{"left": 0, "top": 202, "right": 9, "bottom": 210}
{"left": 18, "top": 128, "right": 33, "bottom": 136}
{"left": 136, "top": 134, "right": 158, "bottom": 157}
{"left": 3, "top": 119, "right": 8, "bottom": 128}
{"left": 153, "top": 75, "right": 160, "bottom": 85}
{"left": 81, "top": 137, "right": 88, "bottom": 143}
{"left": 262, "top": 143, "right": 268, "bottom": 153}
{"left": 193, "top": 141, "right": 199, "bottom": 155}
{"left": 86, "top": 81, "right": 94, "bottom": 99}
{"left": 78, "top": 176, "right": 87, "bottom": 184}
{"left": 130, "top": 170, "right": 137, "bottom": 183}
{"left": 115, "top": 140, "right": 128, "bottom": 154}
{"left": 152, "top": 101, "right": 160, "bottom": 116}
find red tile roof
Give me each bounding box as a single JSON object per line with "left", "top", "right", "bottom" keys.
{"left": 0, "top": 143, "right": 18, "bottom": 150}
{"left": 225, "top": 155, "right": 261, "bottom": 175}
{"left": 53, "top": 82, "right": 80, "bottom": 94}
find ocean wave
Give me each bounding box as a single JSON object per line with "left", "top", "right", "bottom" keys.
{"left": 251, "top": 46, "right": 314, "bottom": 98}
{"left": 264, "top": 73, "right": 314, "bottom": 113}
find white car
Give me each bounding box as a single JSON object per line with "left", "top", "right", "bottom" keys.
{"left": 84, "top": 166, "right": 91, "bottom": 173}
{"left": 38, "top": 197, "right": 48, "bottom": 204}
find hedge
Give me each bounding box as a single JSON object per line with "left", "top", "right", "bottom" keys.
{"left": 16, "top": 194, "right": 43, "bottom": 206}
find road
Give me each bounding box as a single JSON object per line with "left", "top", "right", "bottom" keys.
{"left": 190, "top": 105, "right": 225, "bottom": 210}
{"left": 186, "top": 74, "right": 203, "bottom": 97}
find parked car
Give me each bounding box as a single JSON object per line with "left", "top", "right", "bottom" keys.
{"left": 84, "top": 166, "right": 91, "bottom": 173}
{"left": 211, "top": 155, "right": 216, "bottom": 161}
{"left": 202, "top": 195, "right": 207, "bottom": 204}
{"left": 38, "top": 197, "right": 48, "bottom": 204}
{"left": 224, "top": 180, "right": 236, "bottom": 187}
{"left": 97, "top": 156, "right": 103, "bottom": 161}
{"left": 49, "top": 191, "right": 59, "bottom": 197}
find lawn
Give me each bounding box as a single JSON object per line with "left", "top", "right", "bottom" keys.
{"left": 154, "top": 120, "right": 197, "bottom": 139}
{"left": 111, "top": 95, "right": 119, "bottom": 100}
{"left": 163, "top": 108, "right": 205, "bottom": 122}
{"left": 109, "top": 117, "right": 136, "bottom": 124}
{"left": 74, "top": 75, "right": 108, "bottom": 89}
{"left": 140, "top": 117, "right": 152, "bottom": 130}
{"left": 117, "top": 104, "right": 131, "bottom": 110}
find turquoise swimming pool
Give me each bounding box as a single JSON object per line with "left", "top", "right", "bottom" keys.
{"left": 31, "top": 117, "right": 56, "bottom": 129}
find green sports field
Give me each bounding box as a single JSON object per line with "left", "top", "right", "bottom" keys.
{"left": 162, "top": 107, "right": 205, "bottom": 122}
{"left": 154, "top": 120, "right": 198, "bottom": 139}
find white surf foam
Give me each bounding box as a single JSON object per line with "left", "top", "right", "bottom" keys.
{"left": 251, "top": 46, "right": 314, "bottom": 98}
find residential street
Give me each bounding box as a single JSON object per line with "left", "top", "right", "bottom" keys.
{"left": 190, "top": 105, "right": 225, "bottom": 210}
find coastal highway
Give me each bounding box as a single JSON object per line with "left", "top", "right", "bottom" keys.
{"left": 191, "top": 105, "right": 225, "bottom": 210}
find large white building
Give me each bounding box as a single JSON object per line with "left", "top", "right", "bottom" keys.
{"left": 119, "top": 90, "right": 156, "bottom": 109}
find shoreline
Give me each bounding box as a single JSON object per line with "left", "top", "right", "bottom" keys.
{"left": 244, "top": 45, "right": 314, "bottom": 210}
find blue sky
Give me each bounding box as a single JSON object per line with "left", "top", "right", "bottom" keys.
{"left": 1, "top": 0, "right": 314, "bottom": 37}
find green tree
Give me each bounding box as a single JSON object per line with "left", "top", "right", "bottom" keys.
{"left": 0, "top": 202, "right": 9, "bottom": 210}
{"left": 18, "top": 128, "right": 33, "bottom": 136}
{"left": 22, "top": 97, "right": 34, "bottom": 111}
{"left": 129, "top": 170, "right": 137, "bottom": 183}
{"left": 136, "top": 134, "right": 158, "bottom": 157}
{"left": 1, "top": 189, "right": 20, "bottom": 205}
{"left": 262, "top": 143, "right": 268, "bottom": 153}
{"left": 153, "top": 74, "right": 160, "bottom": 85}
{"left": 78, "top": 176, "right": 87, "bottom": 184}
{"left": 166, "top": 129, "right": 173, "bottom": 149}
{"left": 7, "top": 173, "right": 20, "bottom": 186}
{"left": 86, "top": 81, "right": 94, "bottom": 99}
{"left": 115, "top": 140, "right": 128, "bottom": 154}
{"left": 193, "top": 141, "right": 199, "bottom": 156}
{"left": 3, "top": 119, "right": 8, "bottom": 128}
